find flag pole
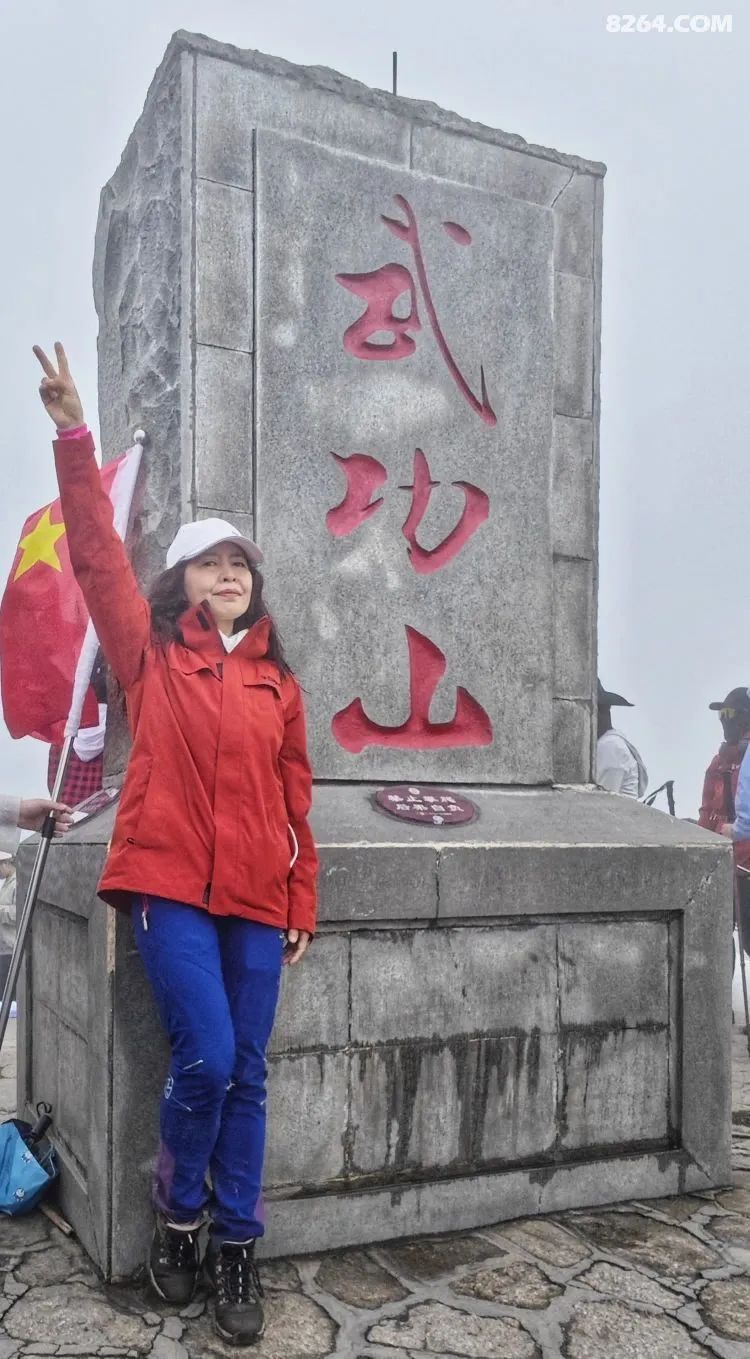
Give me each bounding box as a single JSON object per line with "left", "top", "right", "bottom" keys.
{"left": 0, "top": 738, "right": 75, "bottom": 1048}
{"left": 0, "top": 429, "right": 146, "bottom": 1052}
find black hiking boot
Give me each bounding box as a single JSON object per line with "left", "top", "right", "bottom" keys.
{"left": 148, "top": 1214, "right": 200, "bottom": 1304}
{"left": 205, "top": 1239, "right": 265, "bottom": 1346}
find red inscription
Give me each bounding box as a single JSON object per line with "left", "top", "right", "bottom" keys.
{"left": 326, "top": 453, "right": 387, "bottom": 537}
{"left": 400, "top": 448, "right": 489, "bottom": 574}
{"left": 332, "top": 626, "right": 493, "bottom": 752}
{"left": 336, "top": 264, "right": 421, "bottom": 359}
{"left": 336, "top": 195, "right": 496, "bottom": 426}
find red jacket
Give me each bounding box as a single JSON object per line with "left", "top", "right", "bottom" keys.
{"left": 54, "top": 433, "right": 318, "bottom": 934}
{"left": 699, "top": 738, "right": 750, "bottom": 874}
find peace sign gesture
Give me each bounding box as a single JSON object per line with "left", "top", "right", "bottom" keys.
{"left": 33, "top": 342, "right": 85, "bottom": 431}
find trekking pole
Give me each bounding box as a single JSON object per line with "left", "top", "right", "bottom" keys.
{"left": 734, "top": 871, "right": 750, "bottom": 1059}
{"left": 0, "top": 737, "right": 74, "bottom": 1050}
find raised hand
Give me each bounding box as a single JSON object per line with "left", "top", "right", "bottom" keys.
{"left": 33, "top": 342, "right": 85, "bottom": 430}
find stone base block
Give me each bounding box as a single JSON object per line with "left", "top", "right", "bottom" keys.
{"left": 17, "top": 785, "right": 732, "bottom": 1279}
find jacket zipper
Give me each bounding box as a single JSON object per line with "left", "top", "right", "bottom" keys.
{"left": 141, "top": 894, "right": 149, "bottom": 931}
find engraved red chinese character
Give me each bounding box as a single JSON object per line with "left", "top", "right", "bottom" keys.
{"left": 327, "top": 448, "right": 489, "bottom": 573}
{"left": 332, "top": 626, "right": 493, "bottom": 752}
{"left": 336, "top": 195, "right": 496, "bottom": 426}
{"left": 400, "top": 449, "right": 489, "bottom": 574}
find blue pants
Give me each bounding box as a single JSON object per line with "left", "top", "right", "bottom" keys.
{"left": 132, "top": 896, "right": 283, "bottom": 1243}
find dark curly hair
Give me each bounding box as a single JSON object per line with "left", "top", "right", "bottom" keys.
{"left": 147, "top": 563, "right": 292, "bottom": 676}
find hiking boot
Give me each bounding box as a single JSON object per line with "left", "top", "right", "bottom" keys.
{"left": 205, "top": 1239, "right": 265, "bottom": 1346}
{"left": 148, "top": 1214, "right": 200, "bottom": 1304}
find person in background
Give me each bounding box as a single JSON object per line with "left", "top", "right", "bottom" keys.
{"left": 0, "top": 794, "right": 72, "bottom": 856}
{"left": 725, "top": 712, "right": 750, "bottom": 962}
{"left": 596, "top": 680, "right": 648, "bottom": 798}
{"left": 47, "top": 652, "right": 107, "bottom": 806}
{"left": 699, "top": 687, "right": 750, "bottom": 838}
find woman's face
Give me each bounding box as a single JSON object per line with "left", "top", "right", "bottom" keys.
{"left": 183, "top": 542, "right": 253, "bottom": 634}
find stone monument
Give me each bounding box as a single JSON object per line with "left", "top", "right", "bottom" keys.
{"left": 18, "top": 31, "right": 732, "bottom": 1280}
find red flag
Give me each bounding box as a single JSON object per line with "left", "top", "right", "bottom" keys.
{"left": 0, "top": 448, "right": 141, "bottom": 744}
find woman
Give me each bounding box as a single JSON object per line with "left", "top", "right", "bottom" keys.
{"left": 34, "top": 342, "right": 318, "bottom": 1347}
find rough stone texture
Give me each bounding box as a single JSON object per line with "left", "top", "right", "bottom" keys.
{"left": 2, "top": 1284, "right": 157, "bottom": 1349}
{"left": 698, "top": 1277, "right": 750, "bottom": 1341}
{"left": 368, "top": 1301, "right": 539, "bottom": 1357}
{"left": 314, "top": 1251, "right": 408, "bottom": 1308}
{"left": 552, "top": 416, "right": 595, "bottom": 560}
{"left": 564, "top": 1301, "right": 713, "bottom": 1357}
{"left": 568, "top": 1213, "right": 721, "bottom": 1279}
{"left": 491, "top": 1218, "right": 591, "bottom": 1267}
{"left": 15, "top": 1243, "right": 98, "bottom": 1287}
{"left": 575, "top": 1262, "right": 683, "bottom": 1310}
{"left": 453, "top": 1258, "right": 563, "bottom": 1307}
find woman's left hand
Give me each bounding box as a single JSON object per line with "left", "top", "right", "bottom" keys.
{"left": 283, "top": 929, "right": 311, "bottom": 966}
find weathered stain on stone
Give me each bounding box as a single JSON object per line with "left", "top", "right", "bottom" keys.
{"left": 567, "top": 1212, "right": 721, "bottom": 1279}
{"left": 314, "top": 1249, "right": 408, "bottom": 1308}
{"left": 379, "top": 1234, "right": 499, "bottom": 1281}
{"left": 452, "top": 1258, "right": 563, "bottom": 1308}
{"left": 492, "top": 1218, "right": 590, "bottom": 1267}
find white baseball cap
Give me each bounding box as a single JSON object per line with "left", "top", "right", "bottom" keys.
{"left": 166, "top": 518, "right": 263, "bottom": 570}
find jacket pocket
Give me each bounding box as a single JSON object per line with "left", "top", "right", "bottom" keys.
{"left": 118, "top": 755, "right": 155, "bottom": 846}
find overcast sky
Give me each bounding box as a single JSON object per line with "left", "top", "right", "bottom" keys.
{"left": 0, "top": 0, "right": 746, "bottom": 817}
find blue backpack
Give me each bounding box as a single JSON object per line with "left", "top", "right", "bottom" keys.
{"left": 0, "top": 1107, "right": 58, "bottom": 1216}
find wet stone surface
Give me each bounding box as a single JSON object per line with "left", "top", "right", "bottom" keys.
{"left": 491, "top": 1217, "right": 591, "bottom": 1267}
{"left": 452, "top": 1258, "right": 564, "bottom": 1308}
{"left": 377, "top": 1233, "right": 499, "bottom": 1280}
{"left": 314, "top": 1250, "right": 408, "bottom": 1308}
{"left": 566, "top": 1212, "right": 721, "bottom": 1278}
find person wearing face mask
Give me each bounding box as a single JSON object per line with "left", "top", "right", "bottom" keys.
{"left": 699, "top": 688, "right": 750, "bottom": 839}
{"left": 700, "top": 687, "right": 750, "bottom": 976}
{"left": 33, "top": 342, "right": 318, "bottom": 1348}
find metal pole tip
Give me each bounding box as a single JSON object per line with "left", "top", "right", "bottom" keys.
{"left": 132, "top": 428, "right": 147, "bottom": 446}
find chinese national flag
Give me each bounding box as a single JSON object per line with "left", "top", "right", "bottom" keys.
{"left": 0, "top": 449, "right": 139, "bottom": 744}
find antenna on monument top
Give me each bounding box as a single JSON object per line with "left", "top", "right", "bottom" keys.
{"left": 392, "top": 51, "right": 398, "bottom": 96}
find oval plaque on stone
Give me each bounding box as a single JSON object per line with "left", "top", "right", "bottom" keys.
{"left": 374, "top": 785, "right": 477, "bottom": 826}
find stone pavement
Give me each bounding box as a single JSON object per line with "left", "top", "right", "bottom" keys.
{"left": 3, "top": 1019, "right": 750, "bottom": 1358}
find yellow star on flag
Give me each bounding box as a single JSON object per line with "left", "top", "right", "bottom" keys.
{"left": 13, "top": 507, "right": 67, "bottom": 582}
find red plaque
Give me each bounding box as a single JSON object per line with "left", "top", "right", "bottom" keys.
{"left": 374, "top": 784, "right": 477, "bottom": 826}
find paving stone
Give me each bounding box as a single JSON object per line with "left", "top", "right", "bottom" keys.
{"left": 2, "top": 1283, "right": 158, "bottom": 1349}
{"left": 368, "top": 1301, "right": 539, "bottom": 1357}
{"left": 314, "top": 1250, "right": 409, "bottom": 1308}
{"left": 162, "top": 1317, "right": 185, "bottom": 1340}
{"left": 452, "top": 1258, "right": 563, "bottom": 1308}
{"left": 0, "top": 1218, "right": 50, "bottom": 1253}
{"left": 492, "top": 1218, "right": 590, "bottom": 1266}
{"left": 698, "top": 1277, "right": 750, "bottom": 1341}
{"left": 634, "top": 1198, "right": 704, "bottom": 1223}
{"left": 3, "top": 1276, "right": 26, "bottom": 1299}
{"left": 261, "top": 1259, "right": 302, "bottom": 1292}
{"left": 378, "top": 1234, "right": 499, "bottom": 1281}
{"left": 144, "top": 1312, "right": 163, "bottom": 1325}
{"left": 15, "top": 1241, "right": 98, "bottom": 1287}
{"left": 23, "top": 1346, "right": 58, "bottom": 1355}
{"left": 716, "top": 1187, "right": 750, "bottom": 1214}
{"left": 563, "top": 1300, "right": 713, "bottom": 1357}
{"left": 183, "top": 1289, "right": 337, "bottom": 1357}
{"left": 574, "top": 1261, "right": 683, "bottom": 1311}
{"left": 0, "top": 1336, "right": 18, "bottom": 1359}
{"left": 569, "top": 1213, "right": 721, "bottom": 1279}
{"left": 708, "top": 1217, "right": 750, "bottom": 1249}
{"left": 151, "top": 1336, "right": 189, "bottom": 1359}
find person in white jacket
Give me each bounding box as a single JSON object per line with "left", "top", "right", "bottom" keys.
{"left": 0, "top": 794, "right": 72, "bottom": 857}
{"left": 596, "top": 681, "right": 648, "bottom": 798}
